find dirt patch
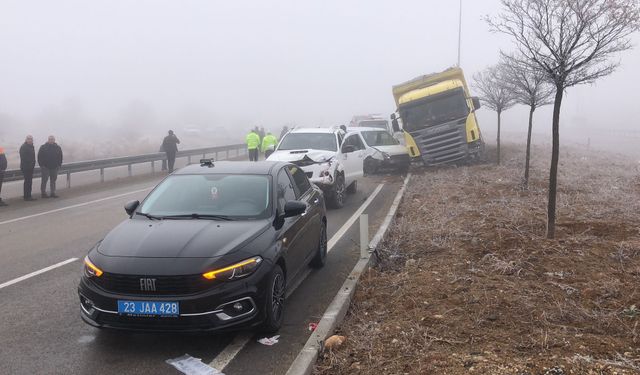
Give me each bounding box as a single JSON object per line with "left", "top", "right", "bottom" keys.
{"left": 314, "top": 142, "right": 640, "bottom": 375}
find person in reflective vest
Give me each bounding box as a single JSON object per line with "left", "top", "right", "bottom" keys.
{"left": 246, "top": 130, "right": 260, "bottom": 162}
{"left": 261, "top": 132, "right": 278, "bottom": 159}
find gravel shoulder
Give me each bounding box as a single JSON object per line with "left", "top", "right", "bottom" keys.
{"left": 314, "top": 142, "right": 640, "bottom": 375}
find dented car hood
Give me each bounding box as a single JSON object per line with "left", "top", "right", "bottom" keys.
{"left": 267, "top": 149, "right": 335, "bottom": 164}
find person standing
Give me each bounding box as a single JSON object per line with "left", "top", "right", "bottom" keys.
{"left": 38, "top": 135, "right": 63, "bottom": 198}
{"left": 20, "top": 135, "right": 37, "bottom": 201}
{"left": 162, "top": 130, "right": 180, "bottom": 173}
{"left": 0, "top": 147, "right": 7, "bottom": 206}
{"left": 261, "top": 132, "right": 278, "bottom": 159}
{"left": 246, "top": 129, "right": 260, "bottom": 162}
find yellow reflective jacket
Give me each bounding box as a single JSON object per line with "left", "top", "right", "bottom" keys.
{"left": 261, "top": 134, "right": 278, "bottom": 152}
{"left": 245, "top": 132, "right": 260, "bottom": 149}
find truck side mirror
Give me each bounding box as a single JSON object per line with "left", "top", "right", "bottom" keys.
{"left": 472, "top": 97, "right": 481, "bottom": 110}
{"left": 392, "top": 119, "right": 400, "bottom": 133}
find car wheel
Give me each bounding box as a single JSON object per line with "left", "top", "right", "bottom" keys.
{"left": 363, "top": 157, "right": 378, "bottom": 176}
{"left": 310, "top": 222, "right": 327, "bottom": 268}
{"left": 346, "top": 180, "right": 357, "bottom": 194}
{"left": 329, "top": 175, "right": 345, "bottom": 208}
{"left": 261, "top": 264, "right": 286, "bottom": 333}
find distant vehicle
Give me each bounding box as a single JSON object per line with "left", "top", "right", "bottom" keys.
{"left": 391, "top": 67, "right": 484, "bottom": 165}
{"left": 78, "top": 160, "right": 327, "bottom": 333}
{"left": 350, "top": 114, "right": 404, "bottom": 145}
{"left": 182, "top": 127, "right": 201, "bottom": 136}
{"left": 267, "top": 127, "right": 362, "bottom": 208}
{"left": 347, "top": 127, "right": 410, "bottom": 174}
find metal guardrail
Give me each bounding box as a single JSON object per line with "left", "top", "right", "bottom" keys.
{"left": 4, "top": 143, "right": 247, "bottom": 187}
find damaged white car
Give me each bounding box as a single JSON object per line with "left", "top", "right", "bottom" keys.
{"left": 267, "top": 127, "right": 363, "bottom": 208}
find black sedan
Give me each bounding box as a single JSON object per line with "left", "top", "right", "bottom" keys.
{"left": 78, "top": 160, "right": 327, "bottom": 333}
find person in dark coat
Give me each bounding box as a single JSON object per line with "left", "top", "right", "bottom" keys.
{"left": 19, "top": 135, "right": 37, "bottom": 201}
{"left": 0, "top": 146, "right": 7, "bottom": 206}
{"left": 37, "top": 135, "right": 63, "bottom": 198}
{"left": 162, "top": 130, "right": 180, "bottom": 173}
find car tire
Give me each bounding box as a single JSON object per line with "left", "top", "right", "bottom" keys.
{"left": 363, "top": 157, "right": 378, "bottom": 176}
{"left": 346, "top": 180, "right": 357, "bottom": 194}
{"left": 329, "top": 175, "right": 345, "bottom": 208}
{"left": 310, "top": 222, "right": 327, "bottom": 268}
{"left": 260, "top": 264, "right": 286, "bottom": 333}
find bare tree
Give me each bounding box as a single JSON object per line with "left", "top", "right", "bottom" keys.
{"left": 501, "top": 54, "right": 554, "bottom": 188}
{"left": 488, "top": 0, "right": 640, "bottom": 239}
{"left": 473, "top": 65, "right": 516, "bottom": 165}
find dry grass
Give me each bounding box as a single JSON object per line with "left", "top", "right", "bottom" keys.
{"left": 315, "top": 142, "right": 640, "bottom": 375}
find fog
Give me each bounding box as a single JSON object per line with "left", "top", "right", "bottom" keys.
{"left": 1, "top": 0, "right": 639, "bottom": 166}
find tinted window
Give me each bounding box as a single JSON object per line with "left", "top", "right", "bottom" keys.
{"left": 288, "top": 165, "right": 312, "bottom": 196}
{"left": 342, "top": 134, "right": 365, "bottom": 152}
{"left": 139, "top": 174, "right": 271, "bottom": 219}
{"left": 277, "top": 133, "right": 337, "bottom": 152}
{"left": 277, "top": 169, "right": 296, "bottom": 211}
{"left": 361, "top": 131, "right": 399, "bottom": 146}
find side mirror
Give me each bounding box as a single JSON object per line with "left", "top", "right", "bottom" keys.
{"left": 391, "top": 119, "right": 400, "bottom": 133}
{"left": 342, "top": 145, "right": 356, "bottom": 153}
{"left": 283, "top": 201, "right": 306, "bottom": 218}
{"left": 124, "top": 200, "right": 140, "bottom": 216}
{"left": 472, "top": 97, "right": 481, "bottom": 110}
{"left": 390, "top": 113, "right": 396, "bottom": 120}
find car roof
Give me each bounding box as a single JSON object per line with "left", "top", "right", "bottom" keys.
{"left": 174, "top": 161, "right": 286, "bottom": 175}
{"left": 347, "top": 127, "right": 390, "bottom": 133}
{"left": 288, "top": 127, "right": 340, "bottom": 134}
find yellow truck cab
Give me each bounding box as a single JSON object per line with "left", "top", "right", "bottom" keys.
{"left": 391, "top": 67, "right": 484, "bottom": 165}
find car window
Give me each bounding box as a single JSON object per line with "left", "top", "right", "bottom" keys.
{"left": 342, "top": 134, "right": 365, "bottom": 152}
{"left": 288, "top": 165, "right": 312, "bottom": 197}
{"left": 361, "top": 130, "right": 399, "bottom": 146}
{"left": 139, "top": 174, "right": 271, "bottom": 219}
{"left": 277, "top": 133, "right": 337, "bottom": 152}
{"left": 277, "top": 169, "right": 297, "bottom": 212}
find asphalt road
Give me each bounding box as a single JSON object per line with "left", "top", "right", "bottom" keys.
{"left": 0, "top": 166, "right": 403, "bottom": 375}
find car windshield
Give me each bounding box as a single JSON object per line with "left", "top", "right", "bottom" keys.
{"left": 358, "top": 120, "right": 388, "bottom": 129}
{"left": 401, "top": 89, "right": 469, "bottom": 131}
{"left": 277, "top": 133, "right": 337, "bottom": 151}
{"left": 138, "top": 174, "right": 271, "bottom": 219}
{"left": 361, "top": 131, "right": 399, "bottom": 146}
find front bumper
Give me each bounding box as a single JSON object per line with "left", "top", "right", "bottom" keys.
{"left": 77, "top": 264, "right": 272, "bottom": 333}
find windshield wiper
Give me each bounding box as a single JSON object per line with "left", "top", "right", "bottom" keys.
{"left": 136, "top": 212, "right": 162, "bottom": 220}
{"left": 162, "top": 213, "right": 234, "bottom": 221}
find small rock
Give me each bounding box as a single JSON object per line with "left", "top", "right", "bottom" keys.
{"left": 392, "top": 338, "right": 399, "bottom": 344}
{"left": 325, "top": 335, "right": 346, "bottom": 350}
{"left": 433, "top": 314, "right": 444, "bottom": 319}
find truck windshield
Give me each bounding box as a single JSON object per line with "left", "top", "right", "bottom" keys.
{"left": 361, "top": 131, "right": 399, "bottom": 146}
{"left": 277, "top": 133, "right": 337, "bottom": 151}
{"left": 401, "top": 90, "right": 469, "bottom": 131}
{"left": 358, "top": 120, "right": 388, "bottom": 130}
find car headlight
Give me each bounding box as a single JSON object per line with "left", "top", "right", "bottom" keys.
{"left": 84, "top": 256, "right": 103, "bottom": 278}
{"left": 202, "top": 256, "right": 263, "bottom": 281}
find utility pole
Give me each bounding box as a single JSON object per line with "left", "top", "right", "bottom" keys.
{"left": 457, "top": 0, "right": 462, "bottom": 67}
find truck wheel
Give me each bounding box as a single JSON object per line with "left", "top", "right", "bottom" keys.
{"left": 346, "top": 180, "right": 357, "bottom": 194}
{"left": 329, "top": 175, "right": 345, "bottom": 208}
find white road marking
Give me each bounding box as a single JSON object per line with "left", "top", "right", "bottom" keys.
{"left": 0, "top": 258, "right": 79, "bottom": 290}
{"left": 208, "top": 182, "right": 385, "bottom": 371}
{"left": 0, "top": 187, "right": 151, "bottom": 226}
{"left": 209, "top": 332, "right": 254, "bottom": 370}
{"left": 327, "top": 183, "right": 384, "bottom": 252}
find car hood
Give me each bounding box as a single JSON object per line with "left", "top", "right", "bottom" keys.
{"left": 268, "top": 149, "right": 336, "bottom": 163}
{"left": 97, "top": 218, "right": 271, "bottom": 258}
{"left": 374, "top": 144, "right": 409, "bottom": 156}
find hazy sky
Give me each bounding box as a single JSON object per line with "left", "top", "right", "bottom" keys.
{"left": 1, "top": 0, "right": 639, "bottom": 137}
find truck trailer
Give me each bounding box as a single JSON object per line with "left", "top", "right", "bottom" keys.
{"left": 391, "top": 67, "right": 484, "bottom": 165}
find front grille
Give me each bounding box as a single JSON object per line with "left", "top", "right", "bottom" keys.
{"left": 91, "top": 273, "right": 214, "bottom": 296}
{"left": 412, "top": 119, "right": 468, "bottom": 165}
